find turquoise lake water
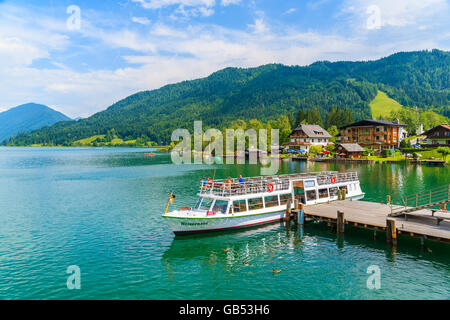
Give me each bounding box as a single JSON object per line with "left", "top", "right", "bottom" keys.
{"left": 0, "top": 147, "right": 449, "bottom": 300}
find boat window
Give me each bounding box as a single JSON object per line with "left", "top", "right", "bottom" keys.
{"left": 212, "top": 200, "right": 229, "bottom": 214}
{"left": 232, "top": 199, "right": 247, "bottom": 213}
{"left": 329, "top": 187, "right": 338, "bottom": 197}
{"left": 304, "top": 180, "right": 315, "bottom": 188}
{"left": 306, "top": 190, "right": 317, "bottom": 201}
{"left": 318, "top": 188, "right": 329, "bottom": 199}
{"left": 279, "top": 194, "right": 291, "bottom": 205}
{"left": 248, "top": 198, "right": 264, "bottom": 210}
{"left": 194, "top": 198, "right": 202, "bottom": 209}
{"left": 199, "top": 198, "right": 214, "bottom": 211}
{"left": 264, "top": 196, "right": 279, "bottom": 207}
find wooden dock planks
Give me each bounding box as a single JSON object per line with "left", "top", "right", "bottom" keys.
{"left": 302, "top": 200, "right": 450, "bottom": 243}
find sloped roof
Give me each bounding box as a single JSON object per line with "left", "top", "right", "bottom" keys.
{"left": 341, "top": 119, "right": 406, "bottom": 129}
{"left": 423, "top": 124, "right": 450, "bottom": 137}
{"left": 338, "top": 143, "right": 365, "bottom": 152}
{"left": 291, "top": 124, "right": 331, "bottom": 138}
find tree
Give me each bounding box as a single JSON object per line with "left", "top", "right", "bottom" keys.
{"left": 295, "top": 109, "right": 306, "bottom": 127}
{"left": 270, "top": 115, "right": 292, "bottom": 144}
{"left": 311, "top": 107, "right": 323, "bottom": 127}
{"left": 437, "top": 147, "right": 450, "bottom": 161}
{"left": 400, "top": 139, "right": 411, "bottom": 149}
{"left": 327, "top": 125, "right": 339, "bottom": 137}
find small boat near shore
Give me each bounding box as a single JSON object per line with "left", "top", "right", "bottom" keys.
{"left": 163, "top": 171, "right": 364, "bottom": 235}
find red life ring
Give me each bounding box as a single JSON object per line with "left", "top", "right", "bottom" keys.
{"left": 331, "top": 177, "right": 336, "bottom": 184}
{"left": 267, "top": 183, "right": 274, "bottom": 192}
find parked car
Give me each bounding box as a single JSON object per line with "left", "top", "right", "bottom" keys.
{"left": 412, "top": 144, "right": 422, "bottom": 149}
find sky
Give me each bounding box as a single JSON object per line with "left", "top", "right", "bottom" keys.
{"left": 0, "top": 0, "right": 449, "bottom": 118}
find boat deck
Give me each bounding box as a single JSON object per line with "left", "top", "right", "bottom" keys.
{"left": 199, "top": 171, "right": 359, "bottom": 197}
{"left": 303, "top": 200, "right": 450, "bottom": 242}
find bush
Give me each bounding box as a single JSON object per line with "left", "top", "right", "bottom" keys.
{"left": 401, "top": 147, "right": 434, "bottom": 153}
{"left": 400, "top": 139, "right": 411, "bottom": 148}
{"left": 309, "top": 145, "right": 323, "bottom": 154}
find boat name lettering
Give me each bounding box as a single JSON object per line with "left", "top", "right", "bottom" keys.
{"left": 181, "top": 222, "right": 208, "bottom": 226}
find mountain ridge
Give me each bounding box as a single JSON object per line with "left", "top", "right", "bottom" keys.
{"left": 0, "top": 103, "right": 71, "bottom": 142}
{"left": 4, "top": 49, "right": 450, "bottom": 146}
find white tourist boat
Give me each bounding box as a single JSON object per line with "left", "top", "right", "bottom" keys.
{"left": 163, "top": 171, "right": 364, "bottom": 235}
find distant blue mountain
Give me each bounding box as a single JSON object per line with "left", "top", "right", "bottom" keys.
{"left": 0, "top": 103, "right": 71, "bottom": 142}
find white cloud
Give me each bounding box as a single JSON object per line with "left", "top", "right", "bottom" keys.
{"left": 284, "top": 8, "right": 297, "bottom": 15}
{"left": 343, "top": 0, "right": 449, "bottom": 29}
{"left": 0, "top": 1, "right": 448, "bottom": 118}
{"left": 173, "top": 4, "right": 215, "bottom": 17}
{"left": 248, "top": 18, "right": 268, "bottom": 34}
{"left": 132, "top": 0, "right": 215, "bottom": 9}
{"left": 96, "top": 29, "right": 157, "bottom": 52}
{"left": 131, "top": 16, "right": 151, "bottom": 25}
{"left": 151, "top": 23, "right": 188, "bottom": 38}
{"left": 221, "top": 0, "right": 241, "bottom": 6}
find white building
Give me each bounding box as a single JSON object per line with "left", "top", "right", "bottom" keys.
{"left": 284, "top": 124, "right": 332, "bottom": 152}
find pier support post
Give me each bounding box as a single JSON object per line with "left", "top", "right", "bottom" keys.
{"left": 337, "top": 210, "right": 345, "bottom": 234}
{"left": 297, "top": 203, "right": 305, "bottom": 225}
{"left": 285, "top": 199, "right": 292, "bottom": 222}
{"left": 386, "top": 218, "right": 397, "bottom": 246}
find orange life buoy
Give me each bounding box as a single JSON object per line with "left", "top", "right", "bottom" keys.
{"left": 267, "top": 183, "right": 274, "bottom": 192}
{"left": 331, "top": 177, "right": 336, "bottom": 184}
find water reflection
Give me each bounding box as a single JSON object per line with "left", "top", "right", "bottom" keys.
{"left": 163, "top": 221, "right": 450, "bottom": 272}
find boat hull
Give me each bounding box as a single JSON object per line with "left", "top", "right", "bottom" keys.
{"left": 164, "top": 210, "right": 285, "bottom": 235}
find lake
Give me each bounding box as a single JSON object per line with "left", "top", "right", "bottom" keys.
{"left": 0, "top": 147, "right": 449, "bottom": 299}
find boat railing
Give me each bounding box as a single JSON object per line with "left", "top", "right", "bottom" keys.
{"left": 316, "top": 172, "right": 359, "bottom": 186}
{"left": 200, "top": 178, "right": 290, "bottom": 197}
{"left": 199, "top": 171, "right": 359, "bottom": 197}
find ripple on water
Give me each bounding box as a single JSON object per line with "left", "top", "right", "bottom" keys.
{"left": 0, "top": 148, "right": 449, "bottom": 299}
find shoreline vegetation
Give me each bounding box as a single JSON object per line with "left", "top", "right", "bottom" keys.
{"left": 4, "top": 115, "right": 448, "bottom": 165}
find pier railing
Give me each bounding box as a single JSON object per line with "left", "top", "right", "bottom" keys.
{"left": 390, "top": 184, "right": 450, "bottom": 216}
{"left": 199, "top": 171, "right": 359, "bottom": 197}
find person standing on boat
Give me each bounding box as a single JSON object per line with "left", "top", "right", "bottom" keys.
{"left": 207, "top": 177, "right": 213, "bottom": 189}
{"left": 225, "top": 177, "right": 232, "bottom": 191}
{"left": 238, "top": 175, "right": 244, "bottom": 185}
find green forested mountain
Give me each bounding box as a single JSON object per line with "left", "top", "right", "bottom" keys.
{"left": 5, "top": 49, "right": 449, "bottom": 146}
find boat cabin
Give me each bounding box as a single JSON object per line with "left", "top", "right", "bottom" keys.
{"left": 193, "top": 171, "right": 363, "bottom": 216}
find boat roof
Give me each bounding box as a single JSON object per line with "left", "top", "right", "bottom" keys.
{"left": 199, "top": 171, "right": 359, "bottom": 198}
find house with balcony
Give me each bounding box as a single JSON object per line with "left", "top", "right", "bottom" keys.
{"left": 339, "top": 119, "right": 407, "bottom": 151}
{"left": 283, "top": 124, "right": 332, "bottom": 152}
{"left": 423, "top": 124, "right": 450, "bottom": 146}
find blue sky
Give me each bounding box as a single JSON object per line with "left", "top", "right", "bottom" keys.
{"left": 0, "top": 0, "right": 449, "bottom": 118}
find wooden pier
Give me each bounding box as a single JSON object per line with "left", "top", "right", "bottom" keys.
{"left": 288, "top": 199, "right": 450, "bottom": 245}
